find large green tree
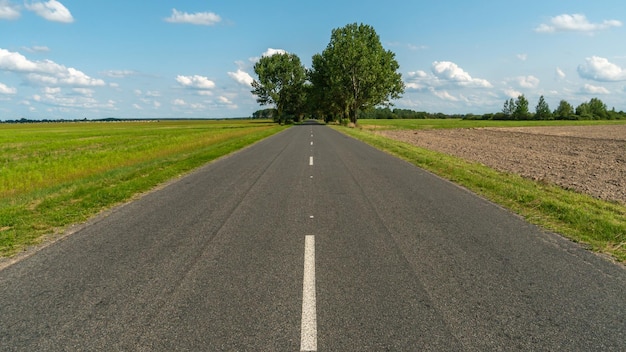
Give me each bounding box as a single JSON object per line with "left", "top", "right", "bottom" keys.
{"left": 513, "top": 94, "right": 530, "bottom": 120}
{"left": 311, "top": 23, "right": 404, "bottom": 124}
{"left": 554, "top": 100, "right": 575, "bottom": 120}
{"left": 535, "top": 95, "right": 552, "bottom": 120}
{"left": 251, "top": 52, "right": 306, "bottom": 124}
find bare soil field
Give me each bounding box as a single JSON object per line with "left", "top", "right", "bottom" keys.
{"left": 379, "top": 125, "right": 626, "bottom": 205}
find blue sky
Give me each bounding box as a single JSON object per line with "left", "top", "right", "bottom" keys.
{"left": 1, "top": 0, "right": 625, "bottom": 119}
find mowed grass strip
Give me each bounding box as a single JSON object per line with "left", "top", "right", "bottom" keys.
{"left": 0, "top": 120, "right": 287, "bottom": 257}
{"left": 335, "top": 125, "right": 626, "bottom": 263}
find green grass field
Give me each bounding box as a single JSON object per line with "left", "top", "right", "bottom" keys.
{"left": 335, "top": 119, "right": 626, "bottom": 263}
{"left": 0, "top": 120, "right": 287, "bottom": 257}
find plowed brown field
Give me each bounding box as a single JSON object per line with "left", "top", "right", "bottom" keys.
{"left": 379, "top": 125, "right": 626, "bottom": 205}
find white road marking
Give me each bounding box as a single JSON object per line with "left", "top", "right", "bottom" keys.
{"left": 311, "top": 141, "right": 314, "bottom": 146}
{"left": 309, "top": 156, "right": 314, "bottom": 166}
{"left": 301, "top": 235, "right": 317, "bottom": 351}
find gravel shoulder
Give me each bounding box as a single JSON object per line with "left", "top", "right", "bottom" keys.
{"left": 378, "top": 125, "right": 626, "bottom": 205}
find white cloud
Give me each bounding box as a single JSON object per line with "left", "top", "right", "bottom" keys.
{"left": 581, "top": 84, "right": 610, "bottom": 95}
{"left": 535, "top": 14, "right": 622, "bottom": 33}
{"left": 249, "top": 48, "right": 288, "bottom": 63}
{"left": 228, "top": 69, "right": 254, "bottom": 86}
{"left": 578, "top": 56, "right": 626, "bottom": 82}
{"left": 32, "top": 89, "right": 115, "bottom": 110}
{"left": 165, "top": 8, "right": 221, "bottom": 26}
{"left": 0, "top": 1, "right": 20, "bottom": 20}
{"left": 262, "top": 48, "right": 287, "bottom": 57}
{"left": 504, "top": 88, "right": 522, "bottom": 99}
{"left": 0, "top": 82, "right": 16, "bottom": 94}
{"left": 103, "top": 70, "right": 138, "bottom": 78}
{"left": 555, "top": 67, "right": 566, "bottom": 80}
{"left": 22, "top": 45, "right": 50, "bottom": 53}
{"left": 176, "top": 74, "right": 216, "bottom": 90}
{"left": 431, "top": 61, "right": 492, "bottom": 88}
{"left": 517, "top": 53, "right": 528, "bottom": 61}
{"left": 25, "top": 0, "right": 74, "bottom": 23}
{"left": 172, "top": 99, "right": 186, "bottom": 106}
{"left": 72, "top": 88, "right": 94, "bottom": 96}
{"left": 43, "top": 86, "right": 60, "bottom": 94}
{"left": 430, "top": 88, "right": 459, "bottom": 102}
{"left": 0, "top": 48, "right": 105, "bottom": 87}
{"left": 512, "top": 75, "right": 540, "bottom": 89}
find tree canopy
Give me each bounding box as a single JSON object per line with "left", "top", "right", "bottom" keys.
{"left": 311, "top": 23, "right": 404, "bottom": 124}
{"left": 251, "top": 52, "right": 306, "bottom": 124}
{"left": 250, "top": 23, "right": 404, "bottom": 124}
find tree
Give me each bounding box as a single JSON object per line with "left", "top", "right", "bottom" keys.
{"left": 553, "top": 100, "right": 574, "bottom": 120}
{"left": 308, "top": 53, "right": 347, "bottom": 122}
{"left": 535, "top": 95, "right": 552, "bottom": 120}
{"left": 575, "top": 101, "right": 592, "bottom": 119}
{"left": 311, "top": 23, "right": 404, "bottom": 124}
{"left": 513, "top": 94, "right": 530, "bottom": 120}
{"left": 588, "top": 98, "right": 608, "bottom": 119}
{"left": 251, "top": 52, "right": 307, "bottom": 124}
{"left": 502, "top": 99, "right": 512, "bottom": 117}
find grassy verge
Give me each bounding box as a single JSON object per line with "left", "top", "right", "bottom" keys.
{"left": 334, "top": 126, "right": 626, "bottom": 263}
{"left": 0, "top": 120, "right": 287, "bottom": 257}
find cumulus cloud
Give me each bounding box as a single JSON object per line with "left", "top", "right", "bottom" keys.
{"left": 0, "top": 0, "right": 20, "bottom": 20}
{"left": 555, "top": 67, "right": 566, "bottom": 80}
{"left": 25, "top": 0, "right": 74, "bottom": 23}
{"left": 405, "top": 62, "right": 492, "bottom": 92}
{"left": 510, "top": 75, "right": 540, "bottom": 89}
{"left": 165, "top": 8, "right": 221, "bottom": 26}
{"left": 503, "top": 88, "right": 523, "bottom": 99}
{"left": 431, "top": 61, "right": 492, "bottom": 88}
{"left": 578, "top": 56, "right": 626, "bottom": 82}
{"left": 249, "top": 48, "right": 288, "bottom": 63}
{"left": 517, "top": 53, "right": 528, "bottom": 61}
{"left": 0, "top": 48, "right": 105, "bottom": 87}
{"left": 430, "top": 88, "right": 459, "bottom": 102}
{"left": 33, "top": 89, "right": 115, "bottom": 110}
{"left": 581, "top": 84, "right": 610, "bottom": 95}
{"left": 228, "top": 69, "right": 254, "bottom": 86}
{"left": 262, "top": 48, "right": 287, "bottom": 57}
{"left": 535, "top": 14, "right": 621, "bottom": 33}
{"left": 0, "top": 82, "right": 16, "bottom": 94}
{"left": 176, "top": 74, "right": 216, "bottom": 90}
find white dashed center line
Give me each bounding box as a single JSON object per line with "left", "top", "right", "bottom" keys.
{"left": 309, "top": 156, "right": 314, "bottom": 166}
{"left": 300, "top": 235, "right": 317, "bottom": 351}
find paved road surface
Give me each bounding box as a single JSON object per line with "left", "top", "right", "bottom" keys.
{"left": 1, "top": 122, "right": 625, "bottom": 351}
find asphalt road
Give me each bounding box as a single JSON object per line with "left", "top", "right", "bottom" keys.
{"left": 1, "top": 121, "right": 625, "bottom": 351}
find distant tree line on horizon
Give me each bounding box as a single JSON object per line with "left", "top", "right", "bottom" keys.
{"left": 253, "top": 95, "right": 625, "bottom": 122}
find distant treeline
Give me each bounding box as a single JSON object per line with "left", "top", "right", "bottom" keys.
{"left": 0, "top": 117, "right": 152, "bottom": 124}
{"left": 0, "top": 117, "right": 255, "bottom": 124}
{"left": 253, "top": 96, "right": 625, "bottom": 122}
{"left": 361, "top": 96, "right": 625, "bottom": 121}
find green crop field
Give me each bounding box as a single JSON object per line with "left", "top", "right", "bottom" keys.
{"left": 0, "top": 120, "right": 287, "bottom": 257}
